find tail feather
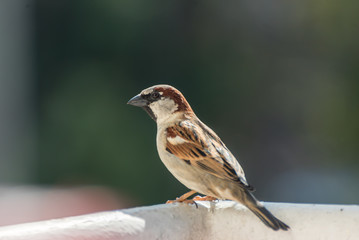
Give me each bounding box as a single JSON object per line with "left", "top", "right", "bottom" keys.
{"left": 242, "top": 191, "right": 290, "bottom": 231}
{"left": 249, "top": 204, "right": 290, "bottom": 231}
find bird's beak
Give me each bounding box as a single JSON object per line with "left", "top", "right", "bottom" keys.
{"left": 127, "top": 94, "right": 148, "bottom": 107}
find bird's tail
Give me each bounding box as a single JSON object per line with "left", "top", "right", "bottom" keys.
{"left": 243, "top": 191, "right": 290, "bottom": 231}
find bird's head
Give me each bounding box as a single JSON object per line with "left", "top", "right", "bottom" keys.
{"left": 127, "top": 84, "right": 193, "bottom": 122}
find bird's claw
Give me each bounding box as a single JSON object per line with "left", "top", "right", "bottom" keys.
{"left": 166, "top": 198, "right": 198, "bottom": 208}
{"left": 192, "top": 195, "right": 217, "bottom": 201}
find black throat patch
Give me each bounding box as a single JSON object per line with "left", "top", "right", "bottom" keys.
{"left": 142, "top": 106, "right": 156, "bottom": 121}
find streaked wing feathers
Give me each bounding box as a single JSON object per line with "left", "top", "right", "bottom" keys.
{"left": 165, "top": 120, "right": 254, "bottom": 191}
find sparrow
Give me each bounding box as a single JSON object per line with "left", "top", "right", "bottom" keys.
{"left": 127, "top": 84, "right": 289, "bottom": 231}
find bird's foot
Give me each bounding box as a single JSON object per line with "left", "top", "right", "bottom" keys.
{"left": 166, "top": 198, "right": 196, "bottom": 204}
{"left": 166, "top": 190, "right": 198, "bottom": 207}
{"left": 166, "top": 198, "right": 198, "bottom": 208}
{"left": 166, "top": 190, "right": 196, "bottom": 204}
{"left": 193, "top": 195, "right": 217, "bottom": 201}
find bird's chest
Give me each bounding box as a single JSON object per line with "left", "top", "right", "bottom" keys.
{"left": 156, "top": 128, "right": 191, "bottom": 177}
{"left": 156, "top": 128, "right": 210, "bottom": 193}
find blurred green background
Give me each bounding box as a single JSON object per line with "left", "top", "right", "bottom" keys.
{"left": 1, "top": 0, "right": 358, "bottom": 210}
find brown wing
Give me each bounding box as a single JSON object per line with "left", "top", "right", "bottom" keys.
{"left": 165, "top": 120, "right": 254, "bottom": 191}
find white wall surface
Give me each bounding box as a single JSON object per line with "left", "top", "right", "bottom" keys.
{"left": 0, "top": 201, "right": 358, "bottom": 240}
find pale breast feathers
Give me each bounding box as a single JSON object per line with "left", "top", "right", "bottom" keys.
{"left": 165, "top": 120, "right": 254, "bottom": 191}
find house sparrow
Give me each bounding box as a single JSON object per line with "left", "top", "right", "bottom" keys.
{"left": 127, "top": 84, "right": 289, "bottom": 231}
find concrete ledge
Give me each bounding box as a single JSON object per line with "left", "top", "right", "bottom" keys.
{"left": 0, "top": 201, "right": 358, "bottom": 240}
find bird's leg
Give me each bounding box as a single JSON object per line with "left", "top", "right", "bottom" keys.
{"left": 166, "top": 190, "right": 197, "bottom": 204}
{"left": 193, "top": 195, "right": 217, "bottom": 201}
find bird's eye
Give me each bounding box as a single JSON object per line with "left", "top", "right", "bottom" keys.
{"left": 151, "top": 92, "right": 160, "bottom": 100}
